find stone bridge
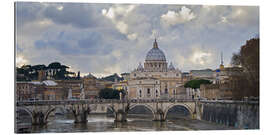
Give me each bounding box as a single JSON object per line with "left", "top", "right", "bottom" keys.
{"left": 16, "top": 99, "right": 202, "bottom": 125}
{"left": 16, "top": 99, "right": 259, "bottom": 128}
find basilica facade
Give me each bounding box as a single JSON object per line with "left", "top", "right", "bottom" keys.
{"left": 127, "top": 39, "right": 183, "bottom": 99}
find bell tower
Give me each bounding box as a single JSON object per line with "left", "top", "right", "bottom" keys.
{"left": 219, "top": 52, "right": 224, "bottom": 70}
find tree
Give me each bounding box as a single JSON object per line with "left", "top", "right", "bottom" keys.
{"left": 77, "top": 71, "right": 80, "bottom": 80}
{"left": 184, "top": 79, "right": 212, "bottom": 89}
{"left": 16, "top": 62, "right": 73, "bottom": 81}
{"left": 47, "top": 62, "right": 70, "bottom": 80}
{"left": 48, "top": 62, "right": 62, "bottom": 69}
{"left": 230, "top": 37, "right": 259, "bottom": 98}
{"left": 98, "top": 88, "right": 120, "bottom": 99}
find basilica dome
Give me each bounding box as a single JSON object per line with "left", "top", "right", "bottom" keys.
{"left": 145, "top": 39, "right": 166, "bottom": 61}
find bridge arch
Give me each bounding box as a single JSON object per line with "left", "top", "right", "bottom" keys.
{"left": 106, "top": 105, "right": 117, "bottom": 117}
{"left": 128, "top": 104, "right": 155, "bottom": 116}
{"left": 164, "top": 103, "right": 193, "bottom": 119}
{"left": 16, "top": 107, "right": 33, "bottom": 122}
{"left": 44, "top": 106, "right": 68, "bottom": 122}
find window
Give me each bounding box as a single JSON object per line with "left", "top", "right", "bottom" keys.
{"left": 147, "top": 88, "right": 150, "bottom": 94}
{"left": 139, "top": 90, "right": 142, "bottom": 97}
{"left": 176, "top": 73, "right": 179, "bottom": 76}
{"left": 134, "top": 73, "right": 136, "bottom": 77}
{"left": 156, "top": 90, "right": 158, "bottom": 97}
{"left": 165, "top": 88, "right": 168, "bottom": 94}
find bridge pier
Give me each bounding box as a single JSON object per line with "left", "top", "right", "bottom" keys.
{"left": 193, "top": 101, "right": 203, "bottom": 120}
{"left": 71, "top": 105, "right": 90, "bottom": 123}
{"left": 114, "top": 110, "right": 127, "bottom": 122}
{"left": 32, "top": 111, "right": 46, "bottom": 125}
{"left": 153, "top": 109, "right": 165, "bottom": 121}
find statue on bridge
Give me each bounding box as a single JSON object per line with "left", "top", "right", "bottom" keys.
{"left": 68, "top": 88, "right": 72, "bottom": 100}
{"left": 80, "top": 83, "right": 85, "bottom": 100}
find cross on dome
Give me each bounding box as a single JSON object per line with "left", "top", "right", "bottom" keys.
{"left": 145, "top": 39, "right": 166, "bottom": 61}
{"left": 153, "top": 38, "right": 158, "bottom": 48}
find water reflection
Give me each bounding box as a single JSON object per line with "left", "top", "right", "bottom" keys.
{"left": 16, "top": 113, "right": 234, "bottom": 133}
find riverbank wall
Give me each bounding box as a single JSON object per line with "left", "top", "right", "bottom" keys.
{"left": 201, "top": 101, "right": 259, "bottom": 129}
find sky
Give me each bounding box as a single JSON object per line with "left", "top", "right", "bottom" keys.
{"left": 15, "top": 2, "right": 259, "bottom": 77}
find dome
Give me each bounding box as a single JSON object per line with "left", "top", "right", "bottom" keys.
{"left": 137, "top": 62, "right": 144, "bottom": 71}
{"left": 145, "top": 39, "right": 166, "bottom": 61}
{"left": 168, "top": 62, "right": 175, "bottom": 70}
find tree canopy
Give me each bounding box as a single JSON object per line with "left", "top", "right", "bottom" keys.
{"left": 16, "top": 62, "right": 76, "bottom": 81}
{"left": 184, "top": 79, "right": 212, "bottom": 89}
{"left": 98, "top": 88, "right": 126, "bottom": 99}
{"left": 230, "top": 37, "right": 259, "bottom": 98}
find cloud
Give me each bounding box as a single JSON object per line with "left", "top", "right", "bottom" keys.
{"left": 16, "top": 55, "right": 29, "bottom": 67}
{"left": 161, "top": 6, "right": 196, "bottom": 26}
{"left": 189, "top": 48, "right": 212, "bottom": 65}
{"left": 15, "top": 2, "right": 45, "bottom": 26}
{"left": 127, "top": 33, "right": 138, "bottom": 40}
{"left": 15, "top": 3, "right": 259, "bottom": 76}
{"left": 102, "top": 5, "right": 138, "bottom": 40}
{"left": 226, "top": 7, "right": 259, "bottom": 27}
{"left": 42, "top": 3, "right": 111, "bottom": 28}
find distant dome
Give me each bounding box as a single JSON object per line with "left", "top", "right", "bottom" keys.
{"left": 137, "top": 62, "right": 144, "bottom": 71}
{"left": 145, "top": 39, "right": 166, "bottom": 61}
{"left": 168, "top": 62, "right": 175, "bottom": 70}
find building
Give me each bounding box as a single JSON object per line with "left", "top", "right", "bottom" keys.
{"left": 200, "top": 83, "right": 234, "bottom": 100}
{"left": 41, "top": 80, "right": 66, "bottom": 100}
{"left": 16, "top": 82, "right": 37, "bottom": 101}
{"left": 16, "top": 80, "right": 65, "bottom": 101}
{"left": 190, "top": 69, "right": 215, "bottom": 82}
{"left": 126, "top": 39, "right": 183, "bottom": 99}
{"left": 16, "top": 72, "right": 113, "bottom": 100}
{"left": 200, "top": 53, "right": 244, "bottom": 100}
{"left": 82, "top": 73, "right": 101, "bottom": 99}
{"left": 214, "top": 66, "right": 244, "bottom": 84}
{"left": 55, "top": 79, "right": 82, "bottom": 99}
{"left": 112, "top": 80, "right": 128, "bottom": 91}
{"left": 181, "top": 72, "right": 192, "bottom": 84}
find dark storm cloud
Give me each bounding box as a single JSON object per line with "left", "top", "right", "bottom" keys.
{"left": 15, "top": 2, "right": 45, "bottom": 26}
{"left": 34, "top": 39, "right": 77, "bottom": 55}
{"left": 34, "top": 30, "right": 113, "bottom": 56}
{"left": 77, "top": 32, "right": 113, "bottom": 55}
{"left": 43, "top": 3, "right": 110, "bottom": 28}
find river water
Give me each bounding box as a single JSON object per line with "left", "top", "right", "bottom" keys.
{"left": 16, "top": 113, "right": 235, "bottom": 133}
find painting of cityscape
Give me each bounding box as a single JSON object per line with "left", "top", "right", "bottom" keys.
{"left": 15, "top": 2, "right": 259, "bottom": 133}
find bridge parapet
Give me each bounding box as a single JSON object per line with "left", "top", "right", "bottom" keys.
{"left": 199, "top": 100, "right": 259, "bottom": 105}
{"left": 17, "top": 99, "right": 197, "bottom": 106}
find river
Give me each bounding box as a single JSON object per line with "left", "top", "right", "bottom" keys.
{"left": 16, "top": 113, "right": 235, "bottom": 133}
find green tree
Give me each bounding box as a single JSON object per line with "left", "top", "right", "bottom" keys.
{"left": 184, "top": 79, "right": 212, "bottom": 89}
{"left": 98, "top": 88, "right": 121, "bottom": 99}
{"left": 16, "top": 62, "right": 74, "bottom": 81}
{"left": 47, "top": 62, "right": 70, "bottom": 80}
